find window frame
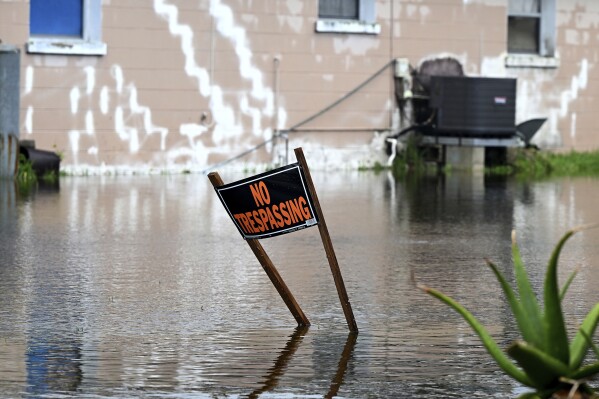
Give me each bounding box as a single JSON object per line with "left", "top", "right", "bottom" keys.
{"left": 315, "top": 0, "right": 381, "bottom": 35}
{"left": 506, "top": 0, "right": 557, "bottom": 68}
{"left": 27, "top": 0, "right": 106, "bottom": 56}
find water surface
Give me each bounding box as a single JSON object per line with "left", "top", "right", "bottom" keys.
{"left": 1, "top": 172, "right": 598, "bottom": 398}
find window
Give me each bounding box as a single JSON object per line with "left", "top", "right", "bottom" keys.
{"left": 508, "top": 1, "right": 540, "bottom": 54}
{"left": 506, "top": 0, "right": 557, "bottom": 67}
{"left": 315, "top": 0, "right": 380, "bottom": 35}
{"left": 27, "top": 0, "right": 106, "bottom": 56}
{"left": 319, "top": 1, "right": 359, "bottom": 20}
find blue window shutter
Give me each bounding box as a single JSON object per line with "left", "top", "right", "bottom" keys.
{"left": 30, "top": 0, "right": 83, "bottom": 37}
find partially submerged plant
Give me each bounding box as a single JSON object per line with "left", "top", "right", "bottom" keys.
{"left": 419, "top": 225, "right": 599, "bottom": 398}
{"left": 16, "top": 154, "right": 37, "bottom": 185}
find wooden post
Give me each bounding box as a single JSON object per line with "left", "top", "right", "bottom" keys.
{"left": 294, "top": 147, "right": 358, "bottom": 333}
{"left": 208, "top": 171, "right": 310, "bottom": 327}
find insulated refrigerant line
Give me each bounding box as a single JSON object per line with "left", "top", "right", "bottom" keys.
{"left": 203, "top": 60, "right": 395, "bottom": 174}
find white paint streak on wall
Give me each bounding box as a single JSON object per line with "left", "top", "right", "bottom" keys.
{"left": 166, "top": 124, "right": 209, "bottom": 167}
{"left": 560, "top": 59, "right": 588, "bottom": 118}
{"left": 180, "top": 123, "right": 208, "bottom": 158}
{"left": 114, "top": 107, "right": 133, "bottom": 142}
{"left": 154, "top": 0, "right": 280, "bottom": 157}
{"left": 66, "top": 66, "right": 100, "bottom": 160}
{"left": 419, "top": 6, "right": 431, "bottom": 21}
{"left": 70, "top": 87, "right": 81, "bottom": 114}
{"left": 333, "top": 36, "right": 380, "bottom": 56}
{"left": 100, "top": 86, "right": 109, "bottom": 114}
{"left": 127, "top": 84, "right": 168, "bottom": 151}
{"left": 25, "top": 107, "right": 33, "bottom": 134}
{"left": 153, "top": 0, "right": 211, "bottom": 96}
{"left": 88, "top": 146, "right": 98, "bottom": 155}
{"left": 111, "top": 65, "right": 124, "bottom": 94}
{"left": 240, "top": 95, "right": 262, "bottom": 136}
{"left": 69, "top": 131, "right": 80, "bottom": 154}
{"left": 286, "top": 0, "right": 302, "bottom": 14}
{"left": 277, "top": 107, "right": 287, "bottom": 130}
{"left": 106, "top": 65, "right": 169, "bottom": 154}
{"left": 114, "top": 105, "right": 140, "bottom": 154}
{"left": 277, "top": 15, "right": 303, "bottom": 33}
{"left": 85, "top": 66, "right": 95, "bottom": 95}
{"left": 210, "top": 0, "right": 274, "bottom": 116}
{"left": 154, "top": 0, "right": 242, "bottom": 155}
{"left": 566, "top": 30, "right": 579, "bottom": 46}
{"left": 115, "top": 107, "right": 137, "bottom": 154}
{"left": 407, "top": 5, "right": 417, "bottom": 18}
{"left": 480, "top": 55, "right": 504, "bottom": 76}
{"left": 86, "top": 110, "right": 95, "bottom": 135}
{"left": 484, "top": 54, "right": 591, "bottom": 148}
{"left": 25, "top": 66, "right": 34, "bottom": 94}
{"left": 210, "top": 85, "right": 241, "bottom": 143}
{"left": 180, "top": 123, "right": 207, "bottom": 140}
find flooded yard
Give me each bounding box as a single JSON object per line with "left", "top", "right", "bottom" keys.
{"left": 1, "top": 171, "right": 599, "bottom": 398}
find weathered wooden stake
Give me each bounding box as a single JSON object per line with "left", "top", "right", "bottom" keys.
{"left": 208, "top": 171, "right": 310, "bottom": 327}
{"left": 294, "top": 147, "right": 358, "bottom": 333}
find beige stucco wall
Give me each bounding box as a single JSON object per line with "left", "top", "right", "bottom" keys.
{"left": 0, "top": 0, "right": 597, "bottom": 174}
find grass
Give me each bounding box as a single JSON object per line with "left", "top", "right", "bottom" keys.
{"left": 15, "top": 154, "right": 37, "bottom": 185}
{"left": 358, "top": 161, "right": 386, "bottom": 173}
{"left": 390, "top": 136, "right": 439, "bottom": 177}
{"left": 486, "top": 149, "right": 599, "bottom": 178}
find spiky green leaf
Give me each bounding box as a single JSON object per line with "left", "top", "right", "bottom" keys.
{"left": 511, "top": 231, "right": 545, "bottom": 348}
{"left": 507, "top": 341, "right": 570, "bottom": 389}
{"left": 570, "top": 303, "right": 599, "bottom": 369}
{"left": 419, "top": 284, "right": 534, "bottom": 388}
{"left": 486, "top": 259, "right": 542, "bottom": 346}
{"left": 559, "top": 267, "right": 579, "bottom": 302}
{"left": 543, "top": 229, "right": 578, "bottom": 365}
{"left": 580, "top": 330, "right": 599, "bottom": 360}
{"left": 569, "top": 361, "right": 599, "bottom": 380}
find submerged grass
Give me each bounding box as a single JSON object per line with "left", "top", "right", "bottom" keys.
{"left": 391, "top": 136, "right": 439, "bottom": 177}
{"left": 487, "top": 149, "right": 599, "bottom": 178}
{"left": 15, "top": 154, "right": 37, "bottom": 185}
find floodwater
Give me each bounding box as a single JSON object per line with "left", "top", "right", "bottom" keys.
{"left": 1, "top": 171, "right": 599, "bottom": 398}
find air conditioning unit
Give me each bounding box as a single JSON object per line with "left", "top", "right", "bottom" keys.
{"left": 429, "top": 76, "right": 517, "bottom": 138}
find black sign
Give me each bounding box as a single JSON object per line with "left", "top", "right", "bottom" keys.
{"left": 213, "top": 163, "right": 319, "bottom": 239}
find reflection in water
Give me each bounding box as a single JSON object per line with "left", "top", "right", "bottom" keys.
{"left": 325, "top": 332, "right": 357, "bottom": 398}
{"left": 248, "top": 327, "right": 307, "bottom": 399}
{"left": 247, "top": 327, "right": 357, "bottom": 399}
{"left": 26, "top": 339, "right": 82, "bottom": 394}
{"left": 0, "top": 173, "right": 598, "bottom": 398}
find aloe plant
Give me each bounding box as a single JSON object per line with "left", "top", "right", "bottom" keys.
{"left": 419, "top": 225, "right": 599, "bottom": 398}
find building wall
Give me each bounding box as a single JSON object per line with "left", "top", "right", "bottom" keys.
{"left": 0, "top": 0, "right": 597, "bottom": 174}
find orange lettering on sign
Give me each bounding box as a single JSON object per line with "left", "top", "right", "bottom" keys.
{"left": 250, "top": 181, "right": 270, "bottom": 207}
{"left": 232, "top": 190, "right": 314, "bottom": 236}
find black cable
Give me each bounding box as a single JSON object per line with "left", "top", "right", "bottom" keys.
{"left": 287, "top": 59, "right": 394, "bottom": 131}
{"left": 203, "top": 60, "right": 395, "bottom": 173}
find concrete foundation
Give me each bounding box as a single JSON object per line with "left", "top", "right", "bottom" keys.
{"left": 445, "top": 146, "right": 485, "bottom": 171}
